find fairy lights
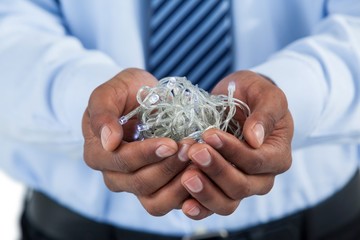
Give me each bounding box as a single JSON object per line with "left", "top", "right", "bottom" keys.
{"left": 119, "top": 77, "right": 250, "bottom": 142}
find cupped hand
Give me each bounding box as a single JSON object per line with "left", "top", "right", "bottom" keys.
{"left": 180, "top": 70, "right": 294, "bottom": 220}
{"left": 82, "top": 68, "right": 191, "bottom": 215}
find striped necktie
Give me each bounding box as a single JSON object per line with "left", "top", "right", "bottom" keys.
{"left": 147, "top": 0, "right": 233, "bottom": 91}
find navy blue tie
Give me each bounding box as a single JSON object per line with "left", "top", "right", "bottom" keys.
{"left": 147, "top": 0, "right": 233, "bottom": 91}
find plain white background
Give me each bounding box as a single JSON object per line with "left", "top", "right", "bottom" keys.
{"left": 0, "top": 170, "right": 25, "bottom": 240}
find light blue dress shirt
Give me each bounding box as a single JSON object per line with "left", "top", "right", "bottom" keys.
{"left": 1, "top": 0, "right": 360, "bottom": 236}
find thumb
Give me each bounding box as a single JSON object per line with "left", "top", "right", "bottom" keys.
{"left": 242, "top": 114, "right": 265, "bottom": 149}
{"left": 100, "top": 118, "right": 123, "bottom": 151}
{"left": 241, "top": 88, "right": 288, "bottom": 149}
{"left": 82, "top": 106, "right": 123, "bottom": 152}
{"left": 90, "top": 68, "right": 159, "bottom": 151}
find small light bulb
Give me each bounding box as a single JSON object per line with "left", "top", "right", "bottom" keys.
{"left": 137, "top": 124, "right": 150, "bottom": 132}
{"left": 228, "top": 81, "right": 236, "bottom": 92}
{"left": 166, "top": 77, "right": 177, "bottom": 89}
{"left": 119, "top": 116, "right": 128, "bottom": 125}
{"left": 148, "top": 93, "right": 160, "bottom": 104}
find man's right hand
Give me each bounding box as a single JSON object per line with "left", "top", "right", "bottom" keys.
{"left": 82, "top": 68, "right": 191, "bottom": 216}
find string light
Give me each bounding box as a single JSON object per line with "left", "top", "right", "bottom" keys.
{"left": 119, "top": 77, "right": 250, "bottom": 142}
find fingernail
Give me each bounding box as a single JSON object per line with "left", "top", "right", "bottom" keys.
{"left": 252, "top": 123, "right": 264, "bottom": 145}
{"left": 178, "top": 144, "right": 190, "bottom": 162}
{"left": 205, "top": 134, "right": 223, "bottom": 149}
{"left": 187, "top": 206, "right": 200, "bottom": 216}
{"left": 192, "top": 148, "right": 211, "bottom": 166}
{"left": 184, "top": 175, "right": 203, "bottom": 193}
{"left": 156, "top": 145, "right": 176, "bottom": 158}
{"left": 101, "top": 126, "right": 111, "bottom": 149}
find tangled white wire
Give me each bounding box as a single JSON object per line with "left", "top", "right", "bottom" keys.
{"left": 119, "top": 77, "right": 251, "bottom": 142}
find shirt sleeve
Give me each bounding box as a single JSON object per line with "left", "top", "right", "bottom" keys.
{"left": 0, "top": 0, "right": 121, "bottom": 143}
{"left": 0, "top": 0, "right": 121, "bottom": 188}
{"left": 252, "top": 0, "right": 360, "bottom": 149}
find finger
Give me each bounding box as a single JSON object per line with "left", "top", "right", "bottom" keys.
{"left": 82, "top": 107, "right": 96, "bottom": 142}
{"left": 212, "top": 70, "right": 291, "bottom": 149}
{"left": 241, "top": 75, "right": 290, "bottom": 148}
{"left": 87, "top": 81, "right": 126, "bottom": 151}
{"left": 87, "top": 68, "right": 158, "bottom": 151}
{"left": 102, "top": 151, "right": 188, "bottom": 195}
{"left": 188, "top": 141, "right": 275, "bottom": 199}
{"left": 181, "top": 168, "right": 240, "bottom": 215}
{"left": 84, "top": 137, "right": 178, "bottom": 172}
{"left": 138, "top": 173, "right": 190, "bottom": 216}
{"left": 188, "top": 142, "right": 249, "bottom": 200}
{"left": 177, "top": 138, "right": 197, "bottom": 162}
{"left": 82, "top": 109, "right": 113, "bottom": 170}
{"left": 202, "top": 128, "right": 291, "bottom": 174}
{"left": 182, "top": 198, "right": 213, "bottom": 220}
{"left": 182, "top": 166, "right": 275, "bottom": 215}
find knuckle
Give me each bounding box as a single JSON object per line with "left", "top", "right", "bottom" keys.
{"left": 281, "top": 151, "right": 292, "bottom": 173}
{"left": 276, "top": 87, "right": 288, "bottom": 109}
{"left": 92, "top": 114, "right": 111, "bottom": 135}
{"left": 88, "top": 86, "right": 101, "bottom": 102}
{"left": 275, "top": 146, "right": 292, "bottom": 174}
{"left": 246, "top": 154, "right": 265, "bottom": 174}
{"left": 138, "top": 142, "right": 155, "bottom": 164}
{"left": 145, "top": 206, "right": 166, "bottom": 217}
{"left": 83, "top": 152, "right": 96, "bottom": 169}
{"left": 230, "top": 178, "right": 251, "bottom": 199}
{"left": 84, "top": 157, "right": 98, "bottom": 170}
{"left": 258, "top": 176, "right": 275, "bottom": 195}
{"left": 210, "top": 163, "right": 226, "bottom": 178}
{"left": 88, "top": 86, "right": 116, "bottom": 129}
{"left": 217, "top": 201, "right": 240, "bottom": 216}
{"left": 83, "top": 144, "right": 100, "bottom": 170}
{"left": 160, "top": 160, "right": 177, "bottom": 177}
{"left": 113, "top": 153, "right": 131, "bottom": 173}
{"left": 131, "top": 174, "right": 153, "bottom": 196}
{"left": 103, "top": 173, "right": 121, "bottom": 192}
{"left": 141, "top": 199, "right": 169, "bottom": 216}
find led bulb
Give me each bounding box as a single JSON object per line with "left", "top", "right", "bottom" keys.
{"left": 166, "top": 77, "right": 177, "bottom": 89}
{"left": 118, "top": 107, "right": 141, "bottom": 125}
{"left": 119, "top": 116, "right": 128, "bottom": 125}
{"left": 228, "top": 81, "right": 236, "bottom": 92}
{"left": 137, "top": 124, "right": 150, "bottom": 132}
{"left": 148, "top": 93, "right": 159, "bottom": 104}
